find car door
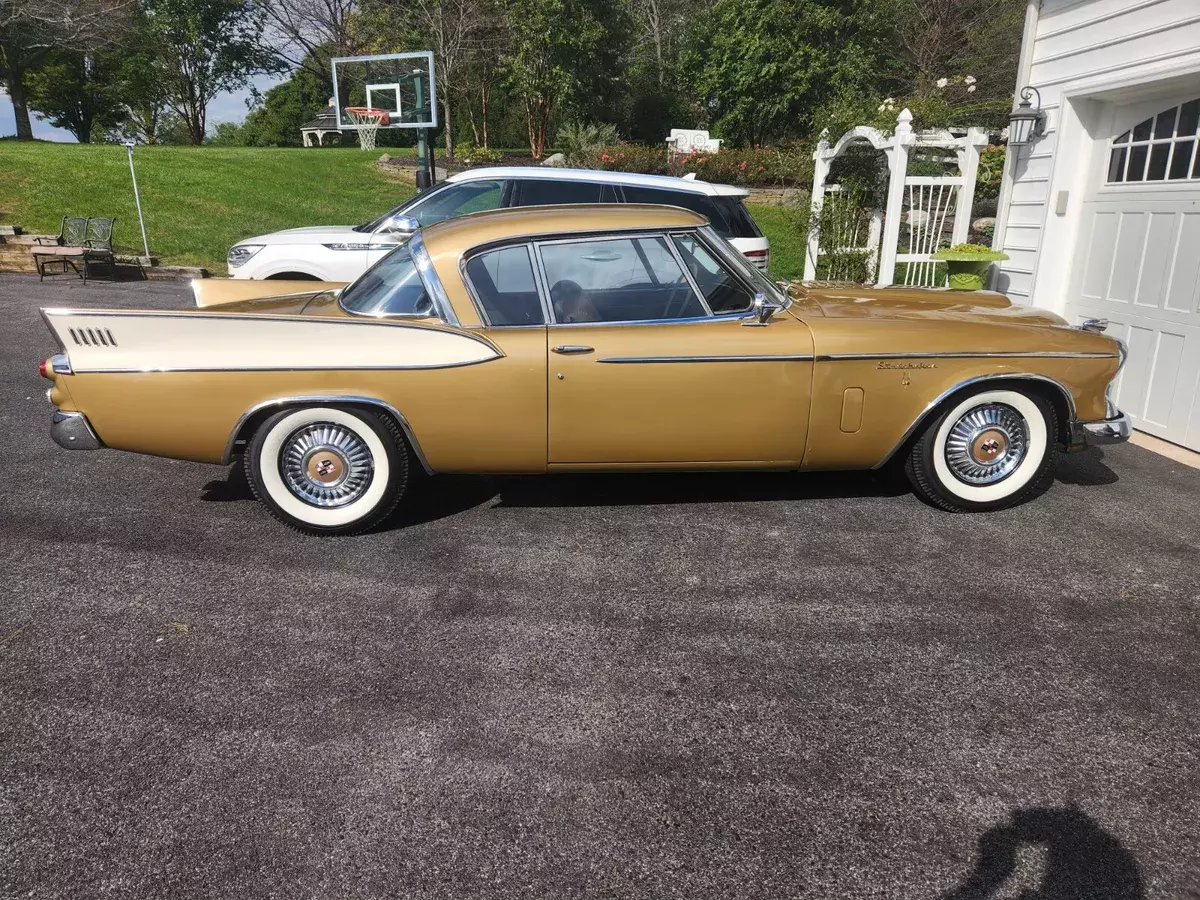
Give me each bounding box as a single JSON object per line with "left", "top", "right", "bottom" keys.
{"left": 367, "top": 179, "right": 510, "bottom": 269}
{"left": 539, "top": 230, "right": 814, "bottom": 466}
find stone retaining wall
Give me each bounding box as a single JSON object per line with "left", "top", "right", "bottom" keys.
{"left": 0, "top": 233, "right": 208, "bottom": 280}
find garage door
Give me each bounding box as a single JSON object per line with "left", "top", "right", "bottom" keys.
{"left": 1067, "top": 96, "right": 1200, "bottom": 451}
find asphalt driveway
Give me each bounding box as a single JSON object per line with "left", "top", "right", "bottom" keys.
{"left": 1, "top": 275, "right": 1198, "bottom": 900}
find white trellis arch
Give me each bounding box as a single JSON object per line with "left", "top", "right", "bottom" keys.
{"left": 804, "top": 109, "right": 988, "bottom": 288}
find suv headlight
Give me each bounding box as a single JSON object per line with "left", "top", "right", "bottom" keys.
{"left": 227, "top": 244, "right": 264, "bottom": 268}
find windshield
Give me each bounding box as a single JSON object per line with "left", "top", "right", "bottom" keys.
{"left": 354, "top": 180, "right": 505, "bottom": 233}
{"left": 697, "top": 226, "right": 789, "bottom": 308}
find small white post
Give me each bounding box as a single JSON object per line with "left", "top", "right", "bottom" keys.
{"left": 952, "top": 126, "right": 988, "bottom": 246}
{"left": 865, "top": 209, "right": 883, "bottom": 281}
{"left": 124, "top": 141, "right": 151, "bottom": 259}
{"left": 803, "top": 130, "right": 831, "bottom": 281}
{"left": 876, "top": 108, "right": 913, "bottom": 287}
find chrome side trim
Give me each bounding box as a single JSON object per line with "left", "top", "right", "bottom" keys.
{"left": 50, "top": 410, "right": 103, "bottom": 450}
{"left": 872, "top": 373, "right": 1078, "bottom": 469}
{"left": 39, "top": 308, "right": 502, "bottom": 354}
{"left": 817, "top": 351, "right": 1119, "bottom": 361}
{"left": 70, "top": 359, "right": 500, "bottom": 375}
{"left": 598, "top": 354, "right": 814, "bottom": 364}
{"left": 221, "top": 395, "right": 434, "bottom": 473}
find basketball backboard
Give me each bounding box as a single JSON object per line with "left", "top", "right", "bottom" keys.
{"left": 331, "top": 51, "right": 438, "bottom": 130}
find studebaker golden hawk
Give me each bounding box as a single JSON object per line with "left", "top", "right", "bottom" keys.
{"left": 39, "top": 204, "right": 1129, "bottom": 535}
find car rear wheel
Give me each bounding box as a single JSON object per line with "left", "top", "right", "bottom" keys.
{"left": 244, "top": 406, "right": 409, "bottom": 535}
{"left": 906, "top": 388, "right": 1057, "bottom": 512}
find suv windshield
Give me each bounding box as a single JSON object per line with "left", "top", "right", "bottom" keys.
{"left": 355, "top": 180, "right": 505, "bottom": 233}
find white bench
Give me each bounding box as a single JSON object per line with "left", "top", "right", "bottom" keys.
{"left": 665, "top": 129, "right": 722, "bottom": 155}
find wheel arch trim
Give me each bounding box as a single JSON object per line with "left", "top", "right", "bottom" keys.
{"left": 873, "top": 373, "right": 1076, "bottom": 470}
{"left": 222, "top": 394, "right": 434, "bottom": 474}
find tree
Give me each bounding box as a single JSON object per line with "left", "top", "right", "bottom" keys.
{"left": 501, "top": 0, "right": 607, "bottom": 158}
{"left": 25, "top": 48, "right": 124, "bottom": 141}
{"left": 0, "top": 0, "right": 133, "bottom": 139}
{"left": 680, "top": 0, "right": 899, "bottom": 145}
{"left": 255, "top": 0, "right": 359, "bottom": 86}
{"left": 239, "top": 56, "right": 328, "bottom": 145}
{"left": 140, "top": 0, "right": 282, "bottom": 144}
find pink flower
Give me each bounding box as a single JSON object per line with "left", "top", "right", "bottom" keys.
{"left": 740, "top": 161, "right": 748, "bottom": 170}
{"left": 601, "top": 153, "right": 611, "bottom": 162}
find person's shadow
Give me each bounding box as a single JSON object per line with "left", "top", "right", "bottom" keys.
{"left": 942, "top": 805, "right": 1144, "bottom": 899}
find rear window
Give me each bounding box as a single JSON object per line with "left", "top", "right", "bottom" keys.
{"left": 712, "top": 196, "right": 763, "bottom": 239}
{"left": 619, "top": 186, "right": 762, "bottom": 239}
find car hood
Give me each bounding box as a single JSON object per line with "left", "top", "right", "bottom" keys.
{"left": 235, "top": 225, "right": 366, "bottom": 246}
{"left": 797, "top": 285, "right": 1069, "bottom": 327}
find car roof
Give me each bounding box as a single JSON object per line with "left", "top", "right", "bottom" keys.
{"left": 420, "top": 203, "right": 708, "bottom": 259}
{"left": 445, "top": 166, "right": 749, "bottom": 198}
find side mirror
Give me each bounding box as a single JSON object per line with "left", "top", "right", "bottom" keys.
{"left": 742, "top": 291, "right": 777, "bottom": 327}
{"left": 384, "top": 214, "right": 420, "bottom": 235}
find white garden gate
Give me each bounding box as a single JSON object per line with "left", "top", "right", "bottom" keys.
{"left": 804, "top": 109, "right": 988, "bottom": 288}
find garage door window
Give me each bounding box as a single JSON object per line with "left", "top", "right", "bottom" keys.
{"left": 1108, "top": 99, "right": 1200, "bottom": 183}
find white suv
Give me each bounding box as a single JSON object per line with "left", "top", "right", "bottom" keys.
{"left": 226, "top": 167, "right": 771, "bottom": 281}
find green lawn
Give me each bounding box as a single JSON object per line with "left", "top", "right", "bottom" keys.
{"left": 0, "top": 143, "right": 804, "bottom": 279}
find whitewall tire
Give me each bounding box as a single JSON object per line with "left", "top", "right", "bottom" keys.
{"left": 245, "top": 406, "right": 409, "bottom": 535}
{"left": 906, "top": 388, "right": 1057, "bottom": 512}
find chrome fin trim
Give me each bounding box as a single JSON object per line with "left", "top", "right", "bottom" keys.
{"left": 222, "top": 395, "right": 434, "bottom": 474}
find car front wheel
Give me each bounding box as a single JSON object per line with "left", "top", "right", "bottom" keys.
{"left": 906, "top": 388, "right": 1057, "bottom": 512}
{"left": 244, "top": 406, "right": 409, "bottom": 535}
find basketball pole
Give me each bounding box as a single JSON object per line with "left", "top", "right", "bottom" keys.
{"left": 414, "top": 69, "right": 433, "bottom": 190}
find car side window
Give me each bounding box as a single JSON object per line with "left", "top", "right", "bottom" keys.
{"left": 539, "top": 235, "right": 706, "bottom": 324}
{"left": 672, "top": 233, "right": 756, "bottom": 314}
{"left": 515, "top": 179, "right": 617, "bottom": 206}
{"left": 406, "top": 180, "right": 505, "bottom": 227}
{"left": 620, "top": 186, "right": 723, "bottom": 232}
{"left": 464, "top": 245, "right": 546, "bottom": 326}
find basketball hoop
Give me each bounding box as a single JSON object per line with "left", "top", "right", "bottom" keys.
{"left": 344, "top": 107, "right": 390, "bottom": 151}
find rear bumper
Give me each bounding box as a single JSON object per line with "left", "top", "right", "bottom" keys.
{"left": 1069, "top": 410, "right": 1131, "bottom": 448}
{"left": 51, "top": 410, "right": 103, "bottom": 450}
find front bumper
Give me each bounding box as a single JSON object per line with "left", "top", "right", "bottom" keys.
{"left": 1069, "top": 410, "right": 1132, "bottom": 448}
{"left": 51, "top": 410, "right": 103, "bottom": 450}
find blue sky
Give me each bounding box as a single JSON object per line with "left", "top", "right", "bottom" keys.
{"left": 1, "top": 74, "right": 287, "bottom": 141}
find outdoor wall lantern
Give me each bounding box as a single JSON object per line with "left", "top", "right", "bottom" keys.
{"left": 1008, "top": 86, "right": 1046, "bottom": 147}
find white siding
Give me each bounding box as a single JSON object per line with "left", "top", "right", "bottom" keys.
{"left": 994, "top": 0, "right": 1200, "bottom": 303}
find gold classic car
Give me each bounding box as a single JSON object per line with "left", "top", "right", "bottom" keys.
{"left": 38, "top": 205, "right": 1130, "bottom": 535}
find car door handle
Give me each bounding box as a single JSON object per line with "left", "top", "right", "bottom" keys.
{"left": 551, "top": 344, "right": 594, "bottom": 355}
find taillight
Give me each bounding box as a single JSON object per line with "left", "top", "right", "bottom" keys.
{"left": 743, "top": 249, "right": 769, "bottom": 265}
{"left": 39, "top": 359, "right": 50, "bottom": 379}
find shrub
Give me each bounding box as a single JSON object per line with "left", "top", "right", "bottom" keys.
{"left": 457, "top": 143, "right": 503, "bottom": 167}
{"left": 556, "top": 122, "right": 620, "bottom": 164}
{"left": 585, "top": 143, "right": 671, "bottom": 175}
{"left": 580, "top": 144, "right": 812, "bottom": 187}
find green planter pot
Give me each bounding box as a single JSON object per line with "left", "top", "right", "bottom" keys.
{"left": 931, "top": 247, "right": 1009, "bottom": 291}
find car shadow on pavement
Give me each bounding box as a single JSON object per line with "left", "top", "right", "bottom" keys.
{"left": 1054, "top": 447, "right": 1120, "bottom": 487}
{"left": 200, "top": 450, "right": 1120, "bottom": 530}
{"left": 940, "top": 805, "right": 1144, "bottom": 900}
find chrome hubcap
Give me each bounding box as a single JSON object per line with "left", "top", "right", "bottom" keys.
{"left": 944, "top": 403, "right": 1028, "bottom": 485}
{"left": 280, "top": 423, "right": 373, "bottom": 507}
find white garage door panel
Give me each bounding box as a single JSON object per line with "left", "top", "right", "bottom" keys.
{"left": 1069, "top": 199, "right": 1200, "bottom": 449}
